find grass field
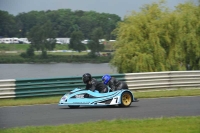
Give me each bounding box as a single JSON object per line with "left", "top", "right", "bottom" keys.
{"left": 0, "top": 43, "right": 112, "bottom": 63}
{"left": 0, "top": 43, "right": 69, "bottom": 51}
{"left": 0, "top": 44, "right": 84, "bottom": 56}
{"left": 0, "top": 116, "right": 199, "bottom": 133}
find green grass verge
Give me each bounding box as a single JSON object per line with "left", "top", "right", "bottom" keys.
{"left": 0, "top": 54, "right": 111, "bottom": 63}
{"left": 0, "top": 44, "right": 29, "bottom": 51}
{"left": 0, "top": 116, "right": 199, "bottom": 133}
{"left": 0, "top": 44, "right": 113, "bottom": 63}
{"left": 134, "top": 88, "right": 200, "bottom": 98}
{"left": 0, "top": 89, "right": 200, "bottom": 107}
{"left": 0, "top": 44, "right": 69, "bottom": 51}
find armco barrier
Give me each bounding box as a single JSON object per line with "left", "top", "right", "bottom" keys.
{"left": 0, "top": 71, "right": 199, "bottom": 99}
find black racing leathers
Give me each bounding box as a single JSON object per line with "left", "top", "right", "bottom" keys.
{"left": 107, "top": 77, "right": 128, "bottom": 91}
{"left": 85, "top": 78, "right": 108, "bottom": 93}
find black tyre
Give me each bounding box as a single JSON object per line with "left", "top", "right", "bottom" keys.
{"left": 119, "top": 91, "right": 132, "bottom": 107}
{"left": 68, "top": 105, "right": 80, "bottom": 108}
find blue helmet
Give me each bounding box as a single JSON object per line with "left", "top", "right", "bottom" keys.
{"left": 102, "top": 74, "right": 111, "bottom": 85}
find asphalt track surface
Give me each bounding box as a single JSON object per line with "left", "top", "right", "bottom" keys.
{"left": 0, "top": 96, "right": 200, "bottom": 128}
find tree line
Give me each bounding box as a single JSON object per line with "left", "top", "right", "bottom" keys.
{"left": 0, "top": 9, "right": 121, "bottom": 57}
{"left": 0, "top": 9, "right": 121, "bottom": 40}
{"left": 111, "top": 1, "right": 200, "bottom": 72}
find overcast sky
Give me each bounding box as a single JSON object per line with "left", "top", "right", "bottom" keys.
{"left": 0, "top": 0, "right": 196, "bottom": 19}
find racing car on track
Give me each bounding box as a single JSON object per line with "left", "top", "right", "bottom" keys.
{"left": 58, "top": 88, "right": 138, "bottom": 108}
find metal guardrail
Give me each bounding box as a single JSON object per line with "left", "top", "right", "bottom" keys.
{"left": 0, "top": 71, "right": 199, "bottom": 99}
{"left": 123, "top": 71, "right": 200, "bottom": 90}
{"left": 0, "top": 79, "right": 16, "bottom": 99}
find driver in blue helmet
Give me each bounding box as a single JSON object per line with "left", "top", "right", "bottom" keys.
{"left": 102, "top": 74, "right": 129, "bottom": 92}
{"left": 82, "top": 73, "right": 108, "bottom": 93}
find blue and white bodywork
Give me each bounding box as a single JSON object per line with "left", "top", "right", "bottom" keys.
{"left": 59, "top": 88, "right": 138, "bottom": 108}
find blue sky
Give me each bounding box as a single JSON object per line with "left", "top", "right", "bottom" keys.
{"left": 0, "top": 0, "right": 197, "bottom": 19}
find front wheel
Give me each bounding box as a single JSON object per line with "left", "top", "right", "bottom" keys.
{"left": 119, "top": 92, "right": 132, "bottom": 107}
{"left": 68, "top": 105, "right": 80, "bottom": 108}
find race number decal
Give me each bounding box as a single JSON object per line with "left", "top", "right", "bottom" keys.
{"left": 114, "top": 97, "right": 118, "bottom": 103}
{"left": 110, "top": 96, "right": 120, "bottom": 104}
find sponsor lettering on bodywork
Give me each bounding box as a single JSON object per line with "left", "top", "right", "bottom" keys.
{"left": 75, "top": 94, "right": 85, "bottom": 98}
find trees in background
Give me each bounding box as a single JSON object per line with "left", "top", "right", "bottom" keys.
{"left": 87, "top": 28, "right": 104, "bottom": 57}
{"left": 69, "top": 27, "right": 105, "bottom": 57}
{"left": 69, "top": 31, "right": 86, "bottom": 52}
{"left": 111, "top": 1, "right": 200, "bottom": 72}
{"left": 0, "top": 9, "right": 121, "bottom": 58}
{"left": 28, "top": 21, "right": 57, "bottom": 57}
{"left": 0, "top": 10, "right": 17, "bottom": 37}
{"left": 0, "top": 9, "right": 121, "bottom": 40}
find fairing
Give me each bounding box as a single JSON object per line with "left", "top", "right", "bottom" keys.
{"left": 58, "top": 88, "right": 135, "bottom": 106}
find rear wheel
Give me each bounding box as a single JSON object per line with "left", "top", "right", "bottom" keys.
{"left": 119, "top": 92, "right": 132, "bottom": 107}
{"left": 68, "top": 105, "right": 80, "bottom": 108}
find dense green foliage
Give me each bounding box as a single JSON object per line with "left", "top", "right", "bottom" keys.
{"left": 111, "top": 1, "right": 200, "bottom": 72}
{"left": 0, "top": 9, "right": 120, "bottom": 58}
{"left": 0, "top": 11, "right": 17, "bottom": 37}
{"left": 88, "top": 27, "right": 104, "bottom": 56}
{"left": 0, "top": 9, "right": 121, "bottom": 40}
{"left": 27, "top": 21, "right": 57, "bottom": 57}
{"left": 69, "top": 31, "right": 86, "bottom": 52}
